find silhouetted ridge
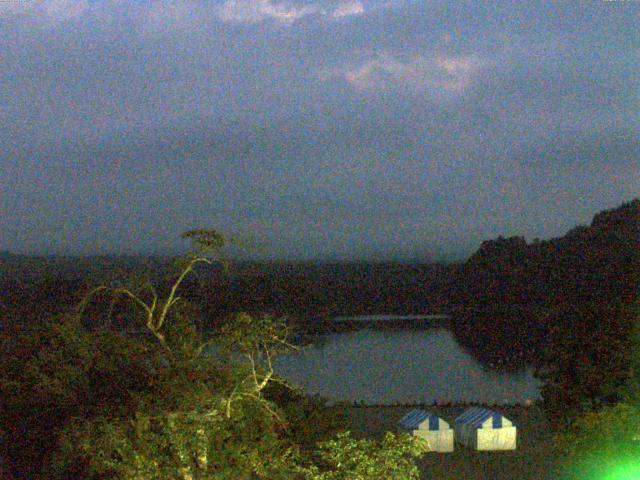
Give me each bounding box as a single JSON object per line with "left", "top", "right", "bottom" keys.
{"left": 450, "top": 198, "right": 640, "bottom": 369}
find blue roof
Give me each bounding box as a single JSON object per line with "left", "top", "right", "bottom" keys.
{"left": 398, "top": 409, "right": 441, "bottom": 431}
{"left": 455, "top": 407, "right": 503, "bottom": 428}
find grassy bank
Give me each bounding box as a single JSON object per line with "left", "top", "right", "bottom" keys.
{"left": 341, "top": 405, "right": 559, "bottom": 480}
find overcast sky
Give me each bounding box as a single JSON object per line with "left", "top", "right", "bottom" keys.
{"left": 1, "top": 0, "right": 638, "bottom": 260}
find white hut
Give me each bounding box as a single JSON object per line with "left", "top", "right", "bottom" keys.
{"left": 454, "top": 407, "right": 516, "bottom": 450}
{"left": 397, "top": 409, "right": 454, "bottom": 452}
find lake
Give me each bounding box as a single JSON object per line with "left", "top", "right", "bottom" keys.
{"left": 274, "top": 327, "right": 541, "bottom": 405}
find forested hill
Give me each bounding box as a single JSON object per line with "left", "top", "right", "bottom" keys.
{"left": 0, "top": 258, "right": 455, "bottom": 332}
{"left": 449, "top": 198, "right": 640, "bottom": 369}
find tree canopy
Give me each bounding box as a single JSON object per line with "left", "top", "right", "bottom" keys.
{"left": 0, "top": 229, "right": 426, "bottom": 479}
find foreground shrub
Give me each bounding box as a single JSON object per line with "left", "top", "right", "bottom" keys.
{"left": 296, "top": 430, "right": 427, "bottom": 480}
{"left": 555, "top": 403, "right": 640, "bottom": 480}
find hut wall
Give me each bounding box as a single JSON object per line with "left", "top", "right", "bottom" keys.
{"left": 412, "top": 428, "right": 454, "bottom": 452}
{"left": 476, "top": 426, "right": 517, "bottom": 450}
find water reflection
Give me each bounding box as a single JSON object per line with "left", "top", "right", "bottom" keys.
{"left": 274, "top": 328, "right": 540, "bottom": 405}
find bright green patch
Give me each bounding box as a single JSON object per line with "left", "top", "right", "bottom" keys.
{"left": 563, "top": 454, "right": 640, "bottom": 480}
{"left": 601, "top": 459, "right": 640, "bottom": 480}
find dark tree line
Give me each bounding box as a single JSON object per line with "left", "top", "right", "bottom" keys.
{"left": 0, "top": 260, "right": 454, "bottom": 334}
{"left": 449, "top": 198, "right": 640, "bottom": 425}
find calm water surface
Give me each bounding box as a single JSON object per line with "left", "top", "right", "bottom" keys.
{"left": 274, "top": 328, "right": 540, "bottom": 405}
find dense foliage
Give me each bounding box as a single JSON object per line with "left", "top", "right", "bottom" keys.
{"left": 0, "top": 230, "right": 427, "bottom": 479}
{"left": 552, "top": 300, "right": 640, "bottom": 478}
{"left": 536, "top": 301, "right": 638, "bottom": 428}
{"left": 554, "top": 403, "right": 640, "bottom": 479}
{"left": 451, "top": 198, "right": 640, "bottom": 424}
{"left": 296, "top": 431, "right": 426, "bottom": 480}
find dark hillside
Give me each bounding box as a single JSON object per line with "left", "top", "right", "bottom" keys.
{"left": 0, "top": 258, "right": 455, "bottom": 332}
{"left": 450, "top": 198, "right": 640, "bottom": 369}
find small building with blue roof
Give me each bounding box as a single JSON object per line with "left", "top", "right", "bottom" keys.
{"left": 397, "top": 409, "right": 454, "bottom": 452}
{"left": 454, "top": 406, "right": 517, "bottom": 450}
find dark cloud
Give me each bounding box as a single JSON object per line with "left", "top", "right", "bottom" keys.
{"left": 1, "top": 0, "right": 638, "bottom": 259}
